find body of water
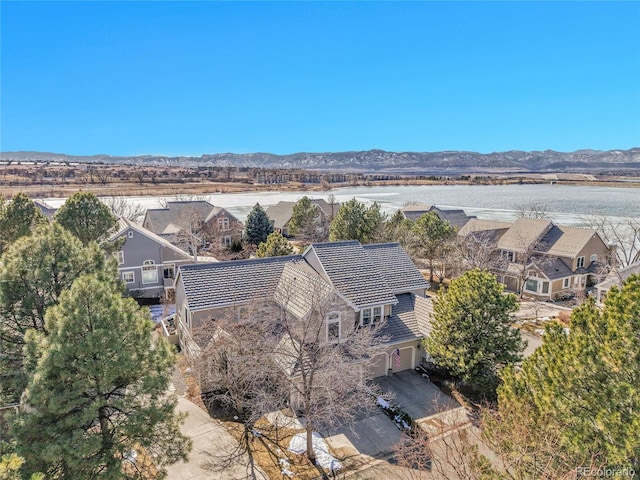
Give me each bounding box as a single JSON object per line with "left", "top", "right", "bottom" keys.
{"left": 42, "top": 183, "right": 639, "bottom": 225}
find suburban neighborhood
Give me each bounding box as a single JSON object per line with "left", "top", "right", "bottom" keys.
{"left": 1, "top": 190, "right": 637, "bottom": 479}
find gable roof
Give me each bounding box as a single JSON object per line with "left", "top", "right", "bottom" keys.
{"left": 304, "top": 241, "right": 398, "bottom": 308}
{"left": 178, "top": 255, "right": 302, "bottom": 311}
{"left": 275, "top": 261, "right": 333, "bottom": 318}
{"left": 363, "top": 243, "right": 429, "bottom": 293}
{"left": 400, "top": 204, "right": 473, "bottom": 227}
{"left": 537, "top": 225, "right": 603, "bottom": 258}
{"left": 378, "top": 293, "right": 434, "bottom": 344}
{"left": 457, "top": 218, "right": 512, "bottom": 238}
{"left": 266, "top": 199, "right": 337, "bottom": 230}
{"left": 143, "top": 201, "right": 216, "bottom": 235}
{"left": 110, "top": 218, "right": 194, "bottom": 260}
{"left": 497, "top": 218, "right": 553, "bottom": 253}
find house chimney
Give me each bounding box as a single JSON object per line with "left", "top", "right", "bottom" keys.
{"left": 607, "top": 241, "right": 618, "bottom": 268}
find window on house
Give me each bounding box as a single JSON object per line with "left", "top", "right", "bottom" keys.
{"left": 525, "top": 279, "right": 538, "bottom": 292}
{"left": 373, "top": 306, "right": 382, "bottom": 323}
{"left": 502, "top": 250, "right": 515, "bottom": 262}
{"left": 361, "top": 308, "right": 372, "bottom": 326}
{"left": 542, "top": 281, "right": 549, "bottom": 294}
{"left": 128, "top": 231, "right": 134, "bottom": 238}
{"left": 116, "top": 250, "right": 124, "bottom": 265}
{"left": 142, "top": 260, "right": 158, "bottom": 284}
{"left": 590, "top": 254, "right": 598, "bottom": 263}
{"left": 327, "top": 312, "right": 340, "bottom": 342}
{"left": 122, "top": 271, "right": 134, "bottom": 283}
{"left": 577, "top": 256, "right": 585, "bottom": 268}
{"left": 563, "top": 278, "right": 570, "bottom": 288}
{"left": 163, "top": 264, "right": 175, "bottom": 279}
{"left": 220, "top": 236, "right": 232, "bottom": 246}
{"left": 218, "top": 217, "right": 230, "bottom": 231}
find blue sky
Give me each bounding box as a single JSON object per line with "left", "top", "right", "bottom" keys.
{"left": 1, "top": 1, "right": 639, "bottom": 156}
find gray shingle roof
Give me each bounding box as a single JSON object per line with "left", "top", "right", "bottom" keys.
{"left": 178, "top": 255, "right": 302, "bottom": 311}
{"left": 144, "top": 201, "right": 216, "bottom": 236}
{"left": 363, "top": 243, "right": 429, "bottom": 293}
{"left": 400, "top": 205, "right": 473, "bottom": 227}
{"left": 266, "top": 199, "right": 338, "bottom": 231}
{"left": 275, "top": 261, "right": 333, "bottom": 318}
{"left": 378, "top": 293, "right": 434, "bottom": 344}
{"left": 537, "top": 256, "right": 574, "bottom": 280}
{"left": 306, "top": 241, "right": 398, "bottom": 308}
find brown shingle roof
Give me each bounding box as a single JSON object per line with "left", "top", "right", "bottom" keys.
{"left": 497, "top": 218, "right": 553, "bottom": 253}
{"left": 537, "top": 225, "right": 601, "bottom": 258}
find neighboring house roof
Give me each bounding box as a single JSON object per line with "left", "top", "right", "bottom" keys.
{"left": 497, "top": 218, "right": 553, "bottom": 253}
{"left": 537, "top": 225, "right": 602, "bottom": 258}
{"left": 536, "top": 256, "right": 574, "bottom": 280}
{"left": 378, "top": 293, "right": 434, "bottom": 344}
{"left": 178, "top": 255, "right": 302, "bottom": 312}
{"left": 363, "top": 243, "right": 430, "bottom": 293}
{"left": 33, "top": 200, "right": 57, "bottom": 219}
{"left": 110, "top": 218, "right": 195, "bottom": 260}
{"left": 265, "top": 202, "right": 297, "bottom": 230}
{"left": 457, "top": 218, "right": 512, "bottom": 238}
{"left": 266, "top": 199, "right": 338, "bottom": 231}
{"left": 304, "top": 241, "right": 398, "bottom": 308}
{"left": 400, "top": 204, "right": 474, "bottom": 227}
{"left": 400, "top": 204, "right": 433, "bottom": 220}
{"left": 596, "top": 260, "right": 640, "bottom": 291}
{"left": 143, "top": 201, "right": 217, "bottom": 235}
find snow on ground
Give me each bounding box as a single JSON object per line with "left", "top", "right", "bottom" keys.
{"left": 289, "top": 432, "right": 342, "bottom": 472}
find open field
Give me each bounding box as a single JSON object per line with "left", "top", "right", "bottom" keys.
{"left": 2, "top": 163, "right": 638, "bottom": 200}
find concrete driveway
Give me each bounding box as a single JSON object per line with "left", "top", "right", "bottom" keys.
{"left": 324, "top": 370, "right": 459, "bottom": 463}
{"left": 375, "top": 370, "right": 460, "bottom": 422}
{"left": 165, "top": 397, "right": 267, "bottom": 480}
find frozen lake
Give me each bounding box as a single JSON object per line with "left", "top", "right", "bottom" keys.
{"left": 41, "top": 183, "right": 640, "bottom": 225}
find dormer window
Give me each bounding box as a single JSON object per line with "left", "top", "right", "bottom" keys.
{"left": 359, "top": 306, "right": 383, "bottom": 327}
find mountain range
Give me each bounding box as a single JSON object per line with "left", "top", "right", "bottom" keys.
{"left": 2, "top": 148, "right": 640, "bottom": 174}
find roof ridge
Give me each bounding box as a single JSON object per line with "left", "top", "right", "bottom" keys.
{"left": 181, "top": 254, "right": 302, "bottom": 270}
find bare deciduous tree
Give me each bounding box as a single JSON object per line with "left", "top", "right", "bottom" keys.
{"left": 102, "top": 196, "right": 146, "bottom": 223}
{"left": 515, "top": 201, "right": 551, "bottom": 220}
{"left": 581, "top": 214, "right": 640, "bottom": 267}
{"left": 191, "top": 270, "right": 389, "bottom": 466}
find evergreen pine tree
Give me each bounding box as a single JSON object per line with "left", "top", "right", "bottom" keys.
{"left": 256, "top": 232, "right": 294, "bottom": 257}
{"left": 0, "top": 193, "right": 47, "bottom": 256}
{"left": 0, "top": 223, "right": 116, "bottom": 403}
{"left": 54, "top": 192, "right": 117, "bottom": 245}
{"left": 13, "top": 274, "right": 191, "bottom": 479}
{"left": 487, "top": 275, "right": 640, "bottom": 472}
{"left": 425, "top": 269, "right": 523, "bottom": 393}
{"left": 244, "top": 203, "right": 273, "bottom": 245}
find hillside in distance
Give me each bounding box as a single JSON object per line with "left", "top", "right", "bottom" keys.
{"left": 2, "top": 148, "right": 640, "bottom": 174}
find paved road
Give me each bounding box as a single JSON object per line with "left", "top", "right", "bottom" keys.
{"left": 165, "top": 397, "right": 267, "bottom": 480}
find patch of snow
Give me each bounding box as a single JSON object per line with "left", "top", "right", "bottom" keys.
{"left": 535, "top": 328, "right": 545, "bottom": 336}
{"left": 376, "top": 396, "right": 390, "bottom": 409}
{"left": 282, "top": 468, "right": 295, "bottom": 477}
{"left": 279, "top": 458, "right": 290, "bottom": 468}
{"left": 289, "top": 432, "right": 342, "bottom": 472}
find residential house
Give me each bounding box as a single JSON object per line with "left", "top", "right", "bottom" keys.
{"left": 173, "top": 240, "right": 434, "bottom": 377}
{"left": 595, "top": 260, "right": 640, "bottom": 303}
{"left": 142, "top": 201, "right": 243, "bottom": 253}
{"left": 492, "top": 218, "right": 611, "bottom": 299}
{"left": 33, "top": 200, "right": 57, "bottom": 220}
{"left": 265, "top": 199, "right": 339, "bottom": 237}
{"left": 401, "top": 204, "right": 475, "bottom": 228}
{"left": 110, "top": 219, "right": 201, "bottom": 300}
